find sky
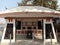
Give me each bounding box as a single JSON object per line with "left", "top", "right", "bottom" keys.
{"left": 0, "top": 0, "right": 22, "bottom": 23}
{"left": 0, "top": 0, "right": 22, "bottom": 10}
{"left": 58, "top": 0, "right": 60, "bottom": 4}
{"left": 0, "top": 0, "right": 60, "bottom": 10}
{"left": 58, "top": 0, "right": 60, "bottom": 7}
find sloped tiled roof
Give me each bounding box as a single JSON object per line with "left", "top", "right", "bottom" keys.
{"left": 0, "top": 6, "right": 60, "bottom": 17}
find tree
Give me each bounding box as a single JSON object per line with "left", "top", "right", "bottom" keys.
{"left": 21, "top": 0, "right": 32, "bottom": 5}
{"left": 18, "top": 0, "right": 58, "bottom": 10}
{"left": 33, "top": 0, "right": 42, "bottom": 6}
{"left": 50, "top": 0, "right": 57, "bottom": 10}
{"left": 33, "top": 0, "right": 58, "bottom": 10}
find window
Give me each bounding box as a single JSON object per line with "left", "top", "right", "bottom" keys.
{"left": 4, "top": 24, "right": 13, "bottom": 39}
{"left": 33, "top": 27, "right": 36, "bottom": 29}
{"left": 22, "top": 21, "right": 37, "bottom": 30}
{"left": 23, "top": 27, "right": 25, "bottom": 29}
{"left": 27, "top": 27, "right": 32, "bottom": 29}
{"left": 38, "top": 21, "right": 42, "bottom": 29}
{"left": 16, "top": 21, "right": 21, "bottom": 30}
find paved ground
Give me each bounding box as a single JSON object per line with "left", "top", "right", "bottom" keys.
{"left": 0, "top": 34, "right": 60, "bottom": 45}
{"left": 0, "top": 39, "right": 60, "bottom": 45}
{"left": 15, "top": 40, "right": 59, "bottom": 45}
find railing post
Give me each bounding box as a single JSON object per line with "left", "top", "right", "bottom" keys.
{"left": 50, "top": 32, "right": 52, "bottom": 45}
{"left": 10, "top": 34, "right": 11, "bottom": 45}
{"left": 56, "top": 30, "right": 58, "bottom": 39}
{"left": 32, "top": 33, "right": 34, "bottom": 41}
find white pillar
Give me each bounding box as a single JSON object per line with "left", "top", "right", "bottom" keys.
{"left": 43, "top": 19, "right": 46, "bottom": 45}
{"left": 1, "top": 19, "right": 15, "bottom": 43}
{"left": 51, "top": 20, "right": 57, "bottom": 43}
{"left": 43, "top": 19, "right": 57, "bottom": 44}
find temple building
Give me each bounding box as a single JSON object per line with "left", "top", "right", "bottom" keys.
{"left": 0, "top": 0, "right": 60, "bottom": 44}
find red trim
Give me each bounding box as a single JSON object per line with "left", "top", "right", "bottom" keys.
{"left": 8, "top": 19, "right": 13, "bottom": 22}
{"left": 18, "top": 4, "right": 34, "bottom": 6}
{"left": 5, "top": 17, "right": 52, "bottom": 19}
{"left": 16, "top": 30, "right": 42, "bottom": 34}
{"left": 11, "top": 19, "right": 13, "bottom": 22}
{"left": 0, "top": 12, "right": 60, "bottom": 17}
{"left": 9, "top": 19, "right": 10, "bottom": 22}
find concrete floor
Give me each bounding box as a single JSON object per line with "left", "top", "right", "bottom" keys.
{"left": 0, "top": 39, "right": 59, "bottom": 45}
{"left": 0, "top": 34, "right": 60, "bottom": 45}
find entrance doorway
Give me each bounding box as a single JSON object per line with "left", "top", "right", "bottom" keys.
{"left": 26, "top": 27, "right": 32, "bottom": 39}
{"left": 15, "top": 20, "right": 35, "bottom": 40}
{"left": 15, "top": 19, "right": 43, "bottom": 40}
